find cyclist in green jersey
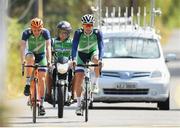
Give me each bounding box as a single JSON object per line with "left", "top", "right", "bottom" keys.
{"left": 72, "top": 14, "right": 104, "bottom": 115}
{"left": 20, "top": 18, "right": 51, "bottom": 115}
{"left": 46, "top": 21, "right": 73, "bottom": 104}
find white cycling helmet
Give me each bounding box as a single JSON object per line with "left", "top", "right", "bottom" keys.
{"left": 81, "top": 14, "right": 95, "bottom": 24}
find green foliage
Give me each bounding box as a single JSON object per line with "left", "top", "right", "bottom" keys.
{"left": 7, "top": 19, "right": 24, "bottom": 98}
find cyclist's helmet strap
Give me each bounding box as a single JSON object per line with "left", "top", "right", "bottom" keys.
{"left": 30, "top": 17, "right": 43, "bottom": 29}
{"left": 81, "top": 14, "right": 95, "bottom": 24}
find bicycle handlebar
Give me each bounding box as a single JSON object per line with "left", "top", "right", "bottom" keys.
{"left": 76, "top": 64, "right": 99, "bottom": 68}
{"left": 23, "top": 65, "right": 47, "bottom": 68}
{"left": 22, "top": 64, "right": 47, "bottom": 76}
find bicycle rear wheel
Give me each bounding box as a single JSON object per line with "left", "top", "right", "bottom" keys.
{"left": 32, "top": 82, "right": 37, "bottom": 123}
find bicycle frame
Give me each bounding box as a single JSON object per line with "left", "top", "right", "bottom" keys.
{"left": 77, "top": 63, "right": 98, "bottom": 122}
{"left": 22, "top": 63, "right": 47, "bottom": 123}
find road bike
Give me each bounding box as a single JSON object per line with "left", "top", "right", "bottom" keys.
{"left": 22, "top": 63, "right": 47, "bottom": 123}
{"left": 76, "top": 62, "right": 100, "bottom": 122}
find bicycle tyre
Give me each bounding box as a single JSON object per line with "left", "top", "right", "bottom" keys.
{"left": 33, "top": 82, "right": 37, "bottom": 123}
{"left": 85, "top": 84, "right": 88, "bottom": 122}
{"left": 57, "top": 84, "right": 64, "bottom": 118}
{"left": 52, "top": 83, "right": 56, "bottom": 108}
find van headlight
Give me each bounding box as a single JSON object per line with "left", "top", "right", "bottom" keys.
{"left": 151, "top": 71, "right": 162, "bottom": 78}
{"left": 56, "top": 63, "right": 69, "bottom": 74}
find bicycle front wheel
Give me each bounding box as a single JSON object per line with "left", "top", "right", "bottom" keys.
{"left": 32, "top": 82, "right": 37, "bottom": 123}
{"left": 52, "top": 82, "right": 57, "bottom": 108}
{"left": 85, "top": 84, "right": 88, "bottom": 122}
{"left": 57, "top": 85, "right": 64, "bottom": 118}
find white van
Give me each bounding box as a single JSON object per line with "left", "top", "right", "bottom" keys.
{"left": 92, "top": 25, "right": 176, "bottom": 110}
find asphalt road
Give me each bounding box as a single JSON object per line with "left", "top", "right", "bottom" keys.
{"left": 6, "top": 30, "right": 180, "bottom": 128}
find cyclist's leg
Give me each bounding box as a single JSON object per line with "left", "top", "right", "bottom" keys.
{"left": 91, "top": 51, "right": 100, "bottom": 77}
{"left": 74, "top": 52, "right": 90, "bottom": 115}
{"left": 74, "top": 72, "right": 84, "bottom": 105}
{"left": 38, "top": 70, "right": 46, "bottom": 104}
{"left": 66, "top": 69, "right": 73, "bottom": 102}
{"left": 44, "top": 70, "right": 53, "bottom": 104}
{"left": 37, "top": 54, "right": 47, "bottom": 115}
{"left": 24, "top": 52, "right": 35, "bottom": 96}
{"left": 91, "top": 52, "right": 100, "bottom": 93}
{"left": 75, "top": 52, "right": 88, "bottom": 103}
{"left": 46, "top": 69, "right": 53, "bottom": 97}
{"left": 91, "top": 55, "right": 100, "bottom": 77}
{"left": 74, "top": 71, "right": 84, "bottom": 115}
{"left": 38, "top": 70, "right": 46, "bottom": 116}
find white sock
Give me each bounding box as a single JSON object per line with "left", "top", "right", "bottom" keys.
{"left": 26, "top": 77, "right": 31, "bottom": 85}
{"left": 77, "top": 97, "right": 81, "bottom": 107}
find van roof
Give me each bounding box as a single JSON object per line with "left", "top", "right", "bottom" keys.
{"left": 102, "top": 25, "right": 161, "bottom": 40}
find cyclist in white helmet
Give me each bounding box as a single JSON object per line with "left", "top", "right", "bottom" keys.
{"left": 72, "top": 14, "right": 104, "bottom": 115}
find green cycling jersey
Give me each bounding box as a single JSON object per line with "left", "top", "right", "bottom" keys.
{"left": 28, "top": 34, "right": 46, "bottom": 54}
{"left": 78, "top": 32, "right": 98, "bottom": 53}
{"left": 52, "top": 38, "right": 72, "bottom": 59}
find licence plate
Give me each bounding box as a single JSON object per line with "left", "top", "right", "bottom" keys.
{"left": 115, "top": 82, "right": 136, "bottom": 89}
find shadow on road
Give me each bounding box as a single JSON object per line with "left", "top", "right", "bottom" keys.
{"left": 90, "top": 106, "right": 158, "bottom": 110}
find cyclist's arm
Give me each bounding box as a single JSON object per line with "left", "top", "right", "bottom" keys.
{"left": 97, "top": 30, "right": 104, "bottom": 60}
{"left": 21, "top": 29, "right": 30, "bottom": 64}
{"left": 42, "top": 29, "right": 52, "bottom": 64}
{"left": 72, "top": 30, "right": 80, "bottom": 61}
{"left": 46, "top": 39, "right": 51, "bottom": 64}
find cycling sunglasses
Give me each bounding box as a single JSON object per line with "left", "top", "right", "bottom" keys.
{"left": 83, "top": 24, "right": 93, "bottom": 28}
{"left": 59, "top": 30, "right": 69, "bottom": 35}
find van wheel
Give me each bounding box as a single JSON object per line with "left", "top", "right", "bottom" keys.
{"left": 157, "top": 97, "right": 169, "bottom": 110}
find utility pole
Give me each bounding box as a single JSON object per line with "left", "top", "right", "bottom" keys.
{"left": 34, "top": 0, "right": 43, "bottom": 19}
{"left": 150, "top": 0, "right": 155, "bottom": 27}
{"left": 38, "top": 0, "right": 43, "bottom": 19}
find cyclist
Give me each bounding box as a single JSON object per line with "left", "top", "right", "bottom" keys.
{"left": 72, "top": 14, "right": 104, "bottom": 115}
{"left": 20, "top": 17, "right": 51, "bottom": 116}
{"left": 46, "top": 21, "right": 73, "bottom": 104}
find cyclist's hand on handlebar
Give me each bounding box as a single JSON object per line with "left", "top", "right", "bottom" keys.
{"left": 47, "top": 61, "right": 52, "bottom": 67}
{"left": 72, "top": 60, "right": 76, "bottom": 69}
{"left": 68, "top": 61, "right": 74, "bottom": 69}
{"left": 22, "top": 60, "right": 25, "bottom": 66}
